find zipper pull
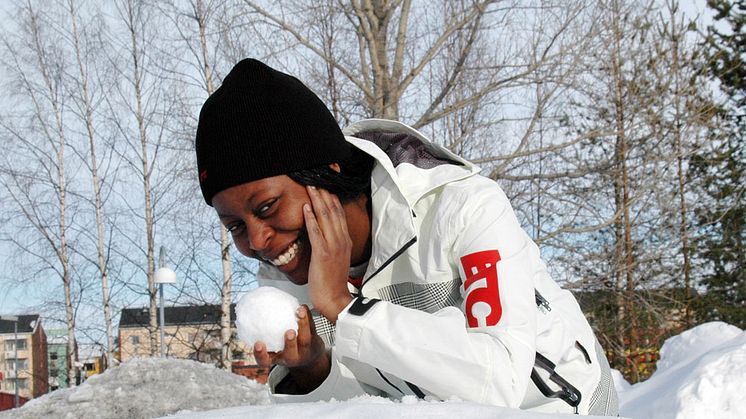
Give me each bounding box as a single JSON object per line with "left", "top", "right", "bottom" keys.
{"left": 535, "top": 290, "right": 552, "bottom": 312}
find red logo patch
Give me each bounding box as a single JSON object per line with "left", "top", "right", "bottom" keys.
{"left": 199, "top": 170, "right": 208, "bottom": 183}
{"left": 460, "top": 250, "right": 502, "bottom": 328}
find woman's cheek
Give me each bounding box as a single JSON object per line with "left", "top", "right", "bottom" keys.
{"left": 234, "top": 237, "right": 255, "bottom": 258}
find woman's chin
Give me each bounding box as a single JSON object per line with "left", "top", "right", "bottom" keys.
{"left": 277, "top": 254, "right": 309, "bottom": 285}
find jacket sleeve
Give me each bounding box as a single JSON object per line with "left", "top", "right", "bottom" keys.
{"left": 331, "top": 179, "right": 539, "bottom": 407}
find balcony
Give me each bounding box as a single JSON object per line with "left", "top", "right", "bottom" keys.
{"left": 4, "top": 349, "right": 28, "bottom": 359}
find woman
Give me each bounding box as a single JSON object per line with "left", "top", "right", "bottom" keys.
{"left": 195, "top": 58, "right": 618, "bottom": 415}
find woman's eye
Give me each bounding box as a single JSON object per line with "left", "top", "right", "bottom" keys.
{"left": 256, "top": 199, "right": 277, "bottom": 216}
{"left": 226, "top": 222, "right": 245, "bottom": 234}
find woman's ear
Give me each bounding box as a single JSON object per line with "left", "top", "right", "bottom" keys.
{"left": 329, "top": 163, "right": 341, "bottom": 173}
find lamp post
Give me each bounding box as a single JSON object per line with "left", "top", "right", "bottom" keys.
{"left": 0, "top": 315, "right": 19, "bottom": 408}
{"left": 154, "top": 247, "right": 176, "bottom": 357}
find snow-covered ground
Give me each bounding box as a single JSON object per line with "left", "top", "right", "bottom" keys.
{"left": 2, "top": 322, "right": 743, "bottom": 419}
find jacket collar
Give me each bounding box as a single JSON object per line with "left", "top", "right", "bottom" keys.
{"left": 344, "top": 119, "right": 480, "bottom": 280}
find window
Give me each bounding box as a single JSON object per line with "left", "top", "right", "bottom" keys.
{"left": 50, "top": 353, "right": 58, "bottom": 360}
{"left": 232, "top": 351, "right": 244, "bottom": 360}
{"left": 6, "top": 359, "right": 28, "bottom": 370}
{"left": 4, "top": 339, "right": 26, "bottom": 351}
{"left": 131, "top": 335, "right": 140, "bottom": 345}
{"left": 4, "top": 379, "right": 26, "bottom": 391}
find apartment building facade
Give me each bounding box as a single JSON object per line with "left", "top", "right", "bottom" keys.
{"left": 0, "top": 315, "right": 48, "bottom": 401}
{"left": 46, "top": 329, "right": 70, "bottom": 391}
{"left": 118, "top": 304, "right": 264, "bottom": 381}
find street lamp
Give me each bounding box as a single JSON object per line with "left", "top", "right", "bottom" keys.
{"left": 154, "top": 247, "right": 176, "bottom": 358}
{"left": 0, "top": 315, "right": 19, "bottom": 408}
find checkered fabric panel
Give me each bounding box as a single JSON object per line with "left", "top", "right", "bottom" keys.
{"left": 311, "top": 279, "right": 463, "bottom": 348}
{"left": 588, "top": 340, "right": 619, "bottom": 416}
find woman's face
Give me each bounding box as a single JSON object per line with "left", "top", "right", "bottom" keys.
{"left": 212, "top": 175, "right": 313, "bottom": 285}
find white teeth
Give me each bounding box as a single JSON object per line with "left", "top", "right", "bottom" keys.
{"left": 271, "top": 241, "right": 299, "bottom": 266}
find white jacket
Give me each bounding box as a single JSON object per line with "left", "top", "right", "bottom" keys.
{"left": 258, "top": 119, "right": 618, "bottom": 415}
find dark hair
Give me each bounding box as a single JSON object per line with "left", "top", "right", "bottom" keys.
{"left": 288, "top": 146, "right": 374, "bottom": 202}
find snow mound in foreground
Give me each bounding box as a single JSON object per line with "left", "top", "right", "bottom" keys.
{"left": 3, "top": 322, "right": 744, "bottom": 419}
{"left": 619, "top": 321, "right": 746, "bottom": 419}
{"left": 2, "top": 358, "right": 269, "bottom": 419}
{"left": 169, "top": 394, "right": 614, "bottom": 419}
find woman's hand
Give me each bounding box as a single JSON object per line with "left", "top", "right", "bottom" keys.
{"left": 253, "top": 305, "right": 330, "bottom": 394}
{"left": 303, "top": 185, "right": 353, "bottom": 323}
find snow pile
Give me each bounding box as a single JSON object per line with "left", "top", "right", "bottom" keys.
{"left": 235, "top": 286, "right": 300, "bottom": 351}
{"left": 170, "top": 395, "right": 613, "bottom": 419}
{"left": 0, "top": 358, "right": 269, "bottom": 419}
{"left": 619, "top": 322, "right": 746, "bottom": 419}
{"left": 3, "top": 321, "right": 743, "bottom": 419}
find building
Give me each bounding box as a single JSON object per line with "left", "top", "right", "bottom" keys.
{"left": 46, "top": 329, "right": 69, "bottom": 391}
{"left": 118, "top": 304, "right": 265, "bottom": 382}
{"left": 0, "top": 315, "right": 48, "bottom": 404}
{"left": 0, "top": 392, "right": 28, "bottom": 411}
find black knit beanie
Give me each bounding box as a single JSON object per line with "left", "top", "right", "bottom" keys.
{"left": 195, "top": 58, "right": 350, "bottom": 206}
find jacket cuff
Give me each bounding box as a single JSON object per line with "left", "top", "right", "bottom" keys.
{"left": 334, "top": 297, "right": 382, "bottom": 360}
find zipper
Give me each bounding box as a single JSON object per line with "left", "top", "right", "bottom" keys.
{"left": 361, "top": 237, "right": 418, "bottom": 290}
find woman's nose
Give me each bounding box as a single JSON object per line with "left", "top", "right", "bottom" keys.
{"left": 246, "top": 219, "right": 273, "bottom": 251}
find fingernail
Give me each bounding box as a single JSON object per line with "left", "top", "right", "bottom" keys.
{"left": 304, "top": 203, "right": 311, "bottom": 212}
{"left": 287, "top": 330, "right": 296, "bottom": 340}
{"left": 296, "top": 306, "right": 306, "bottom": 318}
{"left": 308, "top": 185, "right": 316, "bottom": 190}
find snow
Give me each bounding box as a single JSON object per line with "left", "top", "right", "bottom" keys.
{"left": 0, "top": 358, "right": 269, "bottom": 419}
{"left": 235, "top": 286, "right": 300, "bottom": 352}
{"left": 618, "top": 322, "right": 746, "bottom": 419}
{"left": 1, "top": 322, "right": 743, "bottom": 419}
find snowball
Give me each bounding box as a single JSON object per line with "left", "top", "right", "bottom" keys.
{"left": 235, "top": 286, "right": 300, "bottom": 352}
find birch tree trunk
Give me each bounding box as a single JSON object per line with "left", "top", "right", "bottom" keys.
{"left": 31, "top": 5, "right": 79, "bottom": 388}
{"left": 0, "top": 0, "right": 81, "bottom": 386}
{"left": 65, "top": 0, "right": 116, "bottom": 367}
{"left": 196, "top": 0, "right": 234, "bottom": 371}
{"left": 115, "top": 0, "right": 159, "bottom": 355}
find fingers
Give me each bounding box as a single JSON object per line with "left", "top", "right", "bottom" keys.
{"left": 279, "top": 329, "right": 299, "bottom": 366}
{"left": 253, "top": 341, "right": 273, "bottom": 368}
{"left": 281, "top": 305, "right": 313, "bottom": 365}
{"left": 253, "top": 306, "right": 321, "bottom": 370}
{"left": 296, "top": 305, "right": 315, "bottom": 349}
{"left": 303, "top": 201, "right": 322, "bottom": 247}
{"left": 305, "top": 186, "right": 350, "bottom": 245}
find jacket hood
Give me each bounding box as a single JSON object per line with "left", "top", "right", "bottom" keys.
{"left": 344, "top": 119, "right": 481, "bottom": 281}
{"left": 343, "top": 119, "right": 481, "bottom": 205}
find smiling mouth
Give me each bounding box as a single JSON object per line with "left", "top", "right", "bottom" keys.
{"left": 270, "top": 240, "right": 300, "bottom": 267}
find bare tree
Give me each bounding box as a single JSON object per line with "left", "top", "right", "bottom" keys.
{"left": 105, "top": 0, "right": 184, "bottom": 356}
{"left": 238, "top": 1, "right": 593, "bottom": 155}
{"left": 156, "top": 0, "right": 239, "bottom": 370}
{"left": 0, "top": 0, "right": 80, "bottom": 386}
{"left": 61, "top": 0, "right": 117, "bottom": 366}
{"left": 652, "top": 0, "right": 717, "bottom": 327}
